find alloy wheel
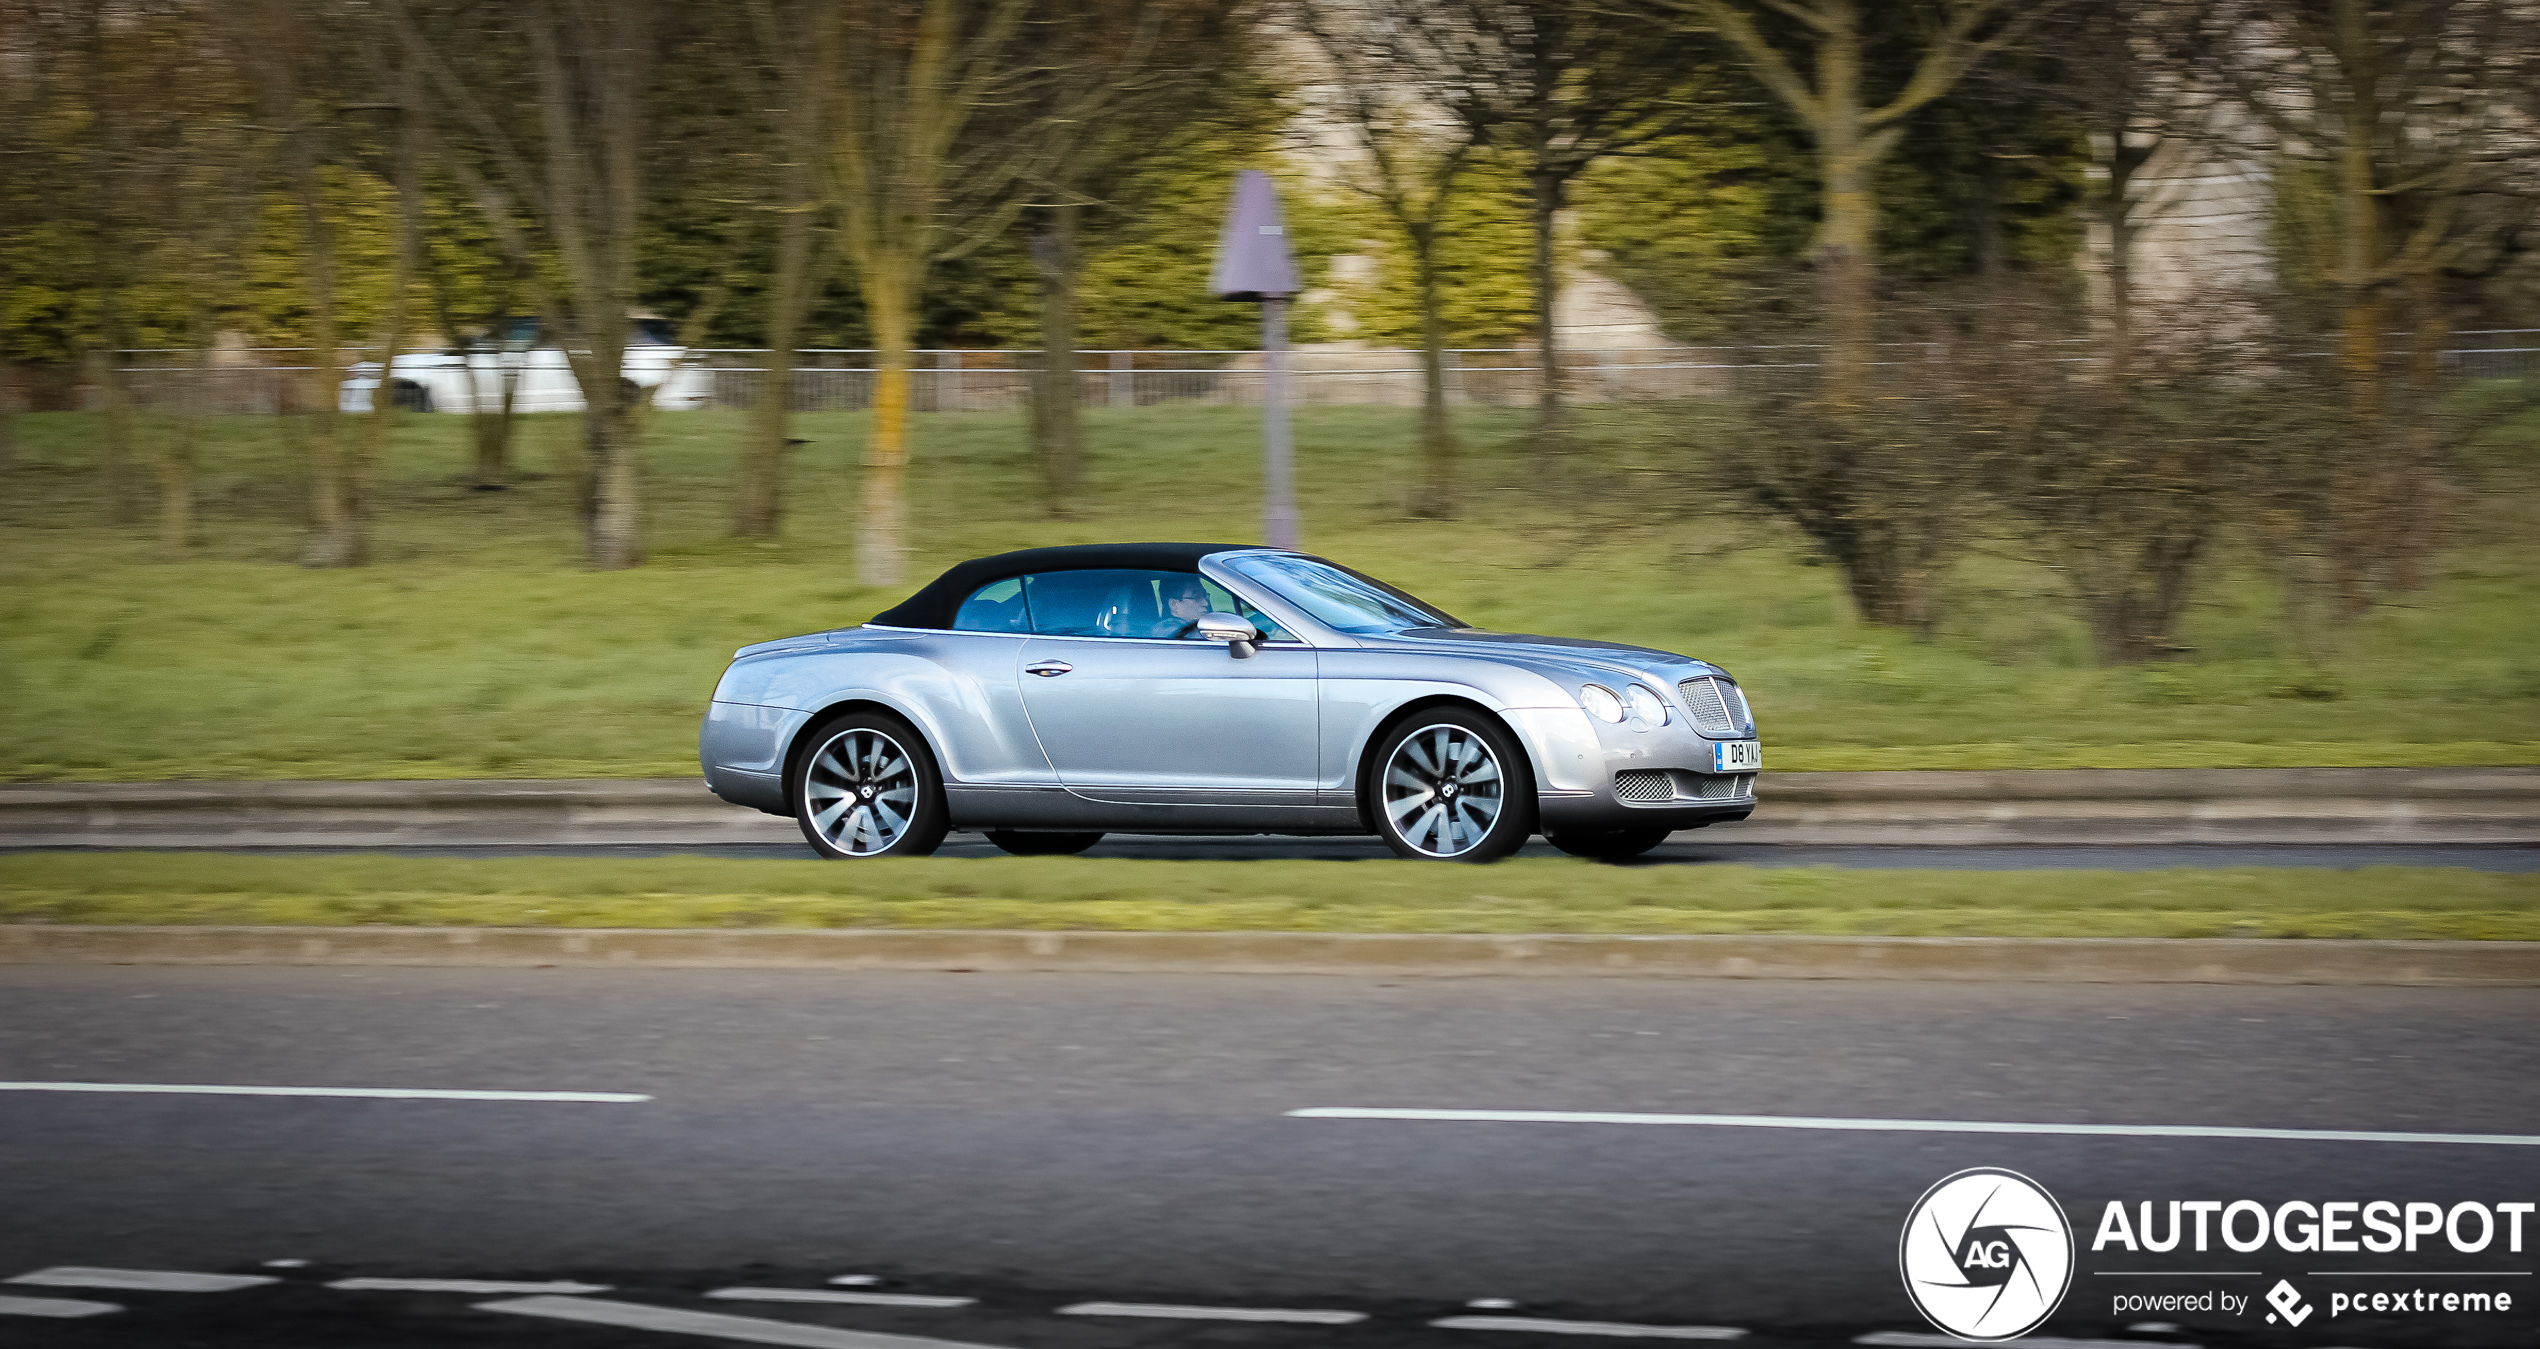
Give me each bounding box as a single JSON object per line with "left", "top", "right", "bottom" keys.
{"left": 1381, "top": 722, "right": 1507, "bottom": 858}
{"left": 803, "top": 728, "right": 919, "bottom": 856}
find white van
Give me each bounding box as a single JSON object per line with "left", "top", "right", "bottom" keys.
{"left": 355, "top": 318, "right": 713, "bottom": 414}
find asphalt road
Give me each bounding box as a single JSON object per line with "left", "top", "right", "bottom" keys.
{"left": 3, "top": 967, "right": 2535, "bottom": 1348}
{"left": 16, "top": 840, "right": 2538, "bottom": 869}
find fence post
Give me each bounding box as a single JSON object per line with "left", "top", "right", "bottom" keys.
{"left": 1111, "top": 350, "right": 1132, "bottom": 409}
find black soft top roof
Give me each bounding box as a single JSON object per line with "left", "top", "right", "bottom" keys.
{"left": 866, "top": 542, "right": 1272, "bottom": 630}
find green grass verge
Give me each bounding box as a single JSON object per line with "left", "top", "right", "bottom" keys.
{"left": 4, "top": 854, "right": 2533, "bottom": 940}
{"left": 4, "top": 403, "right": 2536, "bottom": 781}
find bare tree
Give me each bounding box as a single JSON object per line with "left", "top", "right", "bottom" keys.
{"left": 1295, "top": 0, "right": 1486, "bottom": 515}
{"left": 230, "top": 0, "right": 375, "bottom": 565}
{"left": 75, "top": 0, "right": 141, "bottom": 525}
{"left": 726, "top": 0, "right": 842, "bottom": 539}
{"left": 158, "top": 12, "right": 263, "bottom": 556}
{"left": 1001, "top": 0, "right": 1255, "bottom": 515}
{"left": 1673, "top": 0, "right": 2060, "bottom": 409}
{"left": 1417, "top": 0, "right": 1703, "bottom": 452}
{"left": 2198, "top": 0, "right": 2536, "bottom": 614}
{"left": 395, "top": 0, "right": 663, "bottom": 570}
{"left": 831, "top": 0, "right": 1031, "bottom": 586}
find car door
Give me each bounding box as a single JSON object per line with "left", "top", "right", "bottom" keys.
{"left": 1011, "top": 568, "right": 1318, "bottom": 802}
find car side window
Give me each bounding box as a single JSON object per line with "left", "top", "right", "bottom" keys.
{"left": 1016, "top": 569, "right": 1294, "bottom": 642}
{"left": 953, "top": 578, "right": 1028, "bottom": 633}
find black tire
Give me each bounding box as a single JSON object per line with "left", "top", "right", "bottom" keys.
{"left": 1545, "top": 826, "right": 1675, "bottom": 861}
{"left": 791, "top": 711, "right": 948, "bottom": 859}
{"left": 1366, "top": 707, "right": 1537, "bottom": 862}
{"left": 984, "top": 830, "right": 1105, "bottom": 856}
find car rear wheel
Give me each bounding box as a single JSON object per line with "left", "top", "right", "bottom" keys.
{"left": 793, "top": 712, "right": 948, "bottom": 859}
{"left": 1369, "top": 709, "right": 1535, "bottom": 862}
{"left": 1545, "top": 826, "right": 1675, "bottom": 861}
{"left": 984, "top": 830, "right": 1104, "bottom": 856}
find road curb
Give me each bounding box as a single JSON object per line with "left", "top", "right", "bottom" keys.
{"left": 4, "top": 926, "right": 2535, "bottom": 985}
{"left": 3, "top": 768, "right": 2536, "bottom": 847}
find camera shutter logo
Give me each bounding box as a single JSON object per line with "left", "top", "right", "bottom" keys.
{"left": 1899, "top": 1168, "right": 2075, "bottom": 1342}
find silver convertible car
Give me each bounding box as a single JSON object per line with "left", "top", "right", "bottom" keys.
{"left": 700, "top": 542, "right": 1760, "bottom": 862}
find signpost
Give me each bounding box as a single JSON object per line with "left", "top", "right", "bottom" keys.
{"left": 1209, "top": 169, "right": 1301, "bottom": 549}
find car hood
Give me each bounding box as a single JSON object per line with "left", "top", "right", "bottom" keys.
{"left": 1369, "top": 627, "right": 1725, "bottom": 680}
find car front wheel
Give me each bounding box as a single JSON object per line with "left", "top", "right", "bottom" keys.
{"left": 1369, "top": 709, "right": 1536, "bottom": 862}
{"left": 793, "top": 713, "right": 948, "bottom": 859}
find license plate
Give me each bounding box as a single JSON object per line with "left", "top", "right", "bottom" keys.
{"left": 1713, "top": 740, "right": 1762, "bottom": 772}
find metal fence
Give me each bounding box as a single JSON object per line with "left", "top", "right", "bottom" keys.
{"left": 106, "top": 332, "right": 2540, "bottom": 415}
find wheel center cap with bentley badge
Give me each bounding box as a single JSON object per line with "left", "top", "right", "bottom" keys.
{"left": 1900, "top": 1167, "right": 2074, "bottom": 1342}
{"left": 859, "top": 784, "right": 875, "bottom": 800}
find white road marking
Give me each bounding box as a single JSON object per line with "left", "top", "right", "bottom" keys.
{"left": 1433, "top": 1315, "right": 1746, "bottom": 1339}
{"left": 709, "top": 1289, "right": 976, "bottom": 1308}
{"left": 262, "top": 1259, "right": 310, "bottom": 1269}
{"left": 1289, "top": 1107, "right": 2540, "bottom": 1147}
{"left": 331, "top": 1278, "right": 613, "bottom": 1294}
{"left": 1060, "top": 1301, "right": 1367, "bottom": 1324}
{"left": 0, "top": 1081, "right": 648, "bottom": 1103}
{"left": 1859, "top": 1335, "right": 2196, "bottom": 1349}
{"left": 478, "top": 1295, "right": 1016, "bottom": 1348}
{"left": 829, "top": 1276, "right": 883, "bottom": 1286}
{"left": 1468, "top": 1298, "right": 1522, "bottom": 1309}
{"left": 0, "top": 1294, "right": 122, "bottom": 1318}
{"left": 7, "top": 1266, "right": 278, "bottom": 1293}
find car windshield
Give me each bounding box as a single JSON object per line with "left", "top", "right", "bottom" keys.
{"left": 1221, "top": 554, "right": 1461, "bottom": 634}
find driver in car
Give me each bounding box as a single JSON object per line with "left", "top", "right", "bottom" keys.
{"left": 1152, "top": 579, "right": 1213, "bottom": 638}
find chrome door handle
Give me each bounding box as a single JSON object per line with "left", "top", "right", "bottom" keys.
{"left": 1025, "top": 661, "right": 1073, "bottom": 677}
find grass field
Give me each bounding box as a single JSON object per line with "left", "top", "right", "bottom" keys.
{"left": 3, "top": 852, "right": 2533, "bottom": 940}
{"left": 3, "top": 402, "right": 2536, "bottom": 781}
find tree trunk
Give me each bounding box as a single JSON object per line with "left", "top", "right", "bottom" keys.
{"left": 0, "top": 361, "right": 16, "bottom": 477}
{"left": 355, "top": 93, "right": 425, "bottom": 556}
{"left": 1411, "top": 220, "right": 1455, "bottom": 519}
{"left": 859, "top": 263, "right": 914, "bottom": 586}
{"left": 2328, "top": 166, "right": 2385, "bottom": 618}
{"left": 423, "top": 250, "right": 512, "bottom": 487}
{"left": 291, "top": 137, "right": 357, "bottom": 568}
{"left": 487, "top": 345, "right": 523, "bottom": 484}
{"left": 737, "top": 198, "right": 815, "bottom": 537}
{"left": 82, "top": 9, "right": 137, "bottom": 525}
{"left": 1028, "top": 202, "right": 1084, "bottom": 516}
{"left": 2326, "top": 0, "right": 2387, "bottom": 619}
{"left": 1807, "top": 2, "right": 1877, "bottom": 413}
{"left": 89, "top": 347, "right": 138, "bottom": 527}
{"left": 1529, "top": 169, "right": 1566, "bottom": 455}
{"left": 568, "top": 320, "right": 641, "bottom": 569}
{"left": 2390, "top": 269, "right": 2447, "bottom": 593}
{"left": 158, "top": 326, "right": 207, "bottom": 557}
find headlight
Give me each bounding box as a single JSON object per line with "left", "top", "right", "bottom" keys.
{"left": 1579, "top": 684, "right": 1624, "bottom": 722}
{"left": 1625, "top": 684, "right": 1669, "bottom": 725}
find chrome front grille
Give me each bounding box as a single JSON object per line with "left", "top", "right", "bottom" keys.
{"left": 1614, "top": 769, "right": 1674, "bottom": 802}
{"left": 1615, "top": 770, "right": 1754, "bottom": 803}
{"left": 1678, "top": 676, "right": 1752, "bottom": 736}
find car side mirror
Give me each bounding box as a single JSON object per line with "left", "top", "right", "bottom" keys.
{"left": 1195, "top": 611, "right": 1261, "bottom": 659}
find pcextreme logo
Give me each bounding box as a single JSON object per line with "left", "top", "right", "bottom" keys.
{"left": 1900, "top": 1168, "right": 2077, "bottom": 1342}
